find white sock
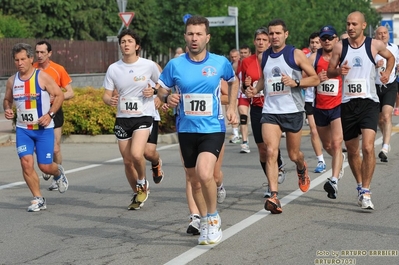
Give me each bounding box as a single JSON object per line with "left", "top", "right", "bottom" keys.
{"left": 137, "top": 179, "right": 145, "bottom": 185}
{"left": 330, "top": 177, "right": 338, "bottom": 183}
{"left": 382, "top": 144, "right": 389, "bottom": 151}
{"left": 233, "top": 128, "right": 239, "bottom": 137}
{"left": 317, "top": 155, "right": 325, "bottom": 163}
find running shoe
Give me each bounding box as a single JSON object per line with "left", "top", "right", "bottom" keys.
{"left": 229, "top": 135, "right": 241, "bottom": 144}
{"left": 27, "top": 197, "right": 46, "bottom": 212}
{"left": 136, "top": 180, "right": 149, "bottom": 204}
{"left": 358, "top": 191, "right": 374, "bottom": 210}
{"left": 48, "top": 179, "right": 58, "bottom": 191}
{"left": 394, "top": 108, "right": 399, "bottom": 116}
{"left": 378, "top": 146, "right": 390, "bottom": 163}
{"left": 264, "top": 194, "right": 282, "bottom": 214}
{"left": 42, "top": 173, "right": 52, "bottom": 181}
{"left": 278, "top": 168, "right": 286, "bottom": 184}
{"left": 187, "top": 214, "right": 200, "bottom": 235}
{"left": 152, "top": 159, "right": 164, "bottom": 184}
{"left": 323, "top": 178, "right": 338, "bottom": 199}
{"left": 207, "top": 214, "right": 222, "bottom": 244}
{"left": 338, "top": 153, "right": 345, "bottom": 180}
{"left": 55, "top": 165, "right": 68, "bottom": 193}
{"left": 314, "top": 161, "right": 326, "bottom": 173}
{"left": 128, "top": 194, "right": 143, "bottom": 210}
{"left": 217, "top": 186, "right": 226, "bottom": 204}
{"left": 198, "top": 218, "right": 208, "bottom": 245}
{"left": 240, "top": 143, "right": 250, "bottom": 153}
{"left": 263, "top": 185, "right": 271, "bottom": 198}
{"left": 297, "top": 162, "right": 310, "bottom": 192}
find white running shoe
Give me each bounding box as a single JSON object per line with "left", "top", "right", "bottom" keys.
{"left": 338, "top": 153, "right": 345, "bottom": 180}
{"left": 198, "top": 218, "right": 209, "bottom": 245}
{"left": 217, "top": 186, "right": 226, "bottom": 204}
{"left": 42, "top": 173, "right": 52, "bottom": 181}
{"left": 240, "top": 143, "right": 250, "bottom": 153}
{"left": 55, "top": 165, "right": 68, "bottom": 193}
{"left": 187, "top": 214, "right": 200, "bottom": 235}
{"left": 27, "top": 197, "right": 46, "bottom": 212}
{"left": 358, "top": 192, "right": 374, "bottom": 210}
{"left": 278, "top": 168, "right": 286, "bottom": 184}
{"left": 229, "top": 135, "right": 241, "bottom": 144}
{"left": 207, "top": 214, "right": 222, "bottom": 244}
{"left": 48, "top": 179, "right": 58, "bottom": 191}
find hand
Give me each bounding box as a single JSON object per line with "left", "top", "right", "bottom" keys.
{"left": 244, "top": 76, "right": 252, "bottom": 87}
{"left": 167, "top": 94, "right": 180, "bottom": 108}
{"left": 281, "top": 73, "right": 294, "bottom": 87}
{"left": 4, "top": 109, "right": 14, "bottom": 120}
{"left": 245, "top": 86, "right": 257, "bottom": 98}
{"left": 318, "top": 69, "right": 328, "bottom": 82}
{"left": 339, "top": 60, "right": 351, "bottom": 76}
{"left": 379, "top": 70, "right": 389, "bottom": 84}
{"left": 154, "top": 96, "right": 161, "bottom": 109}
{"left": 38, "top": 113, "right": 52, "bottom": 127}
{"left": 109, "top": 95, "right": 118, "bottom": 106}
{"left": 226, "top": 107, "right": 238, "bottom": 125}
{"left": 142, "top": 84, "right": 154, "bottom": 98}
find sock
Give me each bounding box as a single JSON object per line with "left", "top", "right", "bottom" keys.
{"left": 233, "top": 127, "right": 239, "bottom": 137}
{"left": 297, "top": 165, "right": 306, "bottom": 174}
{"left": 382, "top": 144, "right": 389, "bottom": 150}
{"left": 207, "top": 211, "right": 218, "bottom": 217}
{"left": 317, "top": 155, "right": 325, "bottom": 163}
{"left": 217, "top": 183, "right": 224, "bottom": 191}
{"left": 362, "top": 188, "right": 370, "bottom": 194}
{"left": 243, "top": 141, "right": 248, "bottom": 144}
{"left": 152, "top": 161, "right": 159, "bottom": 167}
{"left": 260, "top": 161, "right": 266, "bottom": 175}
{"left": 330, "top": 177, "right": 338, "bottom": 183}
{"left": 270, "top": 191, "right": 278, "bottom": 197}
{"left": 137, "top": 179, "right": 145, "bottom": 185}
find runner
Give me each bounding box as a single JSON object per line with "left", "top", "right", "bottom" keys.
{"left": 327, "top": 11, "right": 394, "bottom": 209}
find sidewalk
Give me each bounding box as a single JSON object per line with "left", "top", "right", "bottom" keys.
{"left": 0, "top": 116, "right": 15, "bottom": 144}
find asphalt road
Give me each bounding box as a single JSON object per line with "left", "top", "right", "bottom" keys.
{"left": 1, "top": 125, "right": 399, "bottom": 265}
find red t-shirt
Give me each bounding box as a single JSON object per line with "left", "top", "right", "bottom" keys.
{"left": 241, "top": 54, "right": 264, "bottom": 107}
{"left": 314, "top": 56, "right": 342, "bottom": 109}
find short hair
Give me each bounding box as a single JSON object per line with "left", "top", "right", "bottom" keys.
{"left": 308, "top": 32, "right": 320, "bottom": 43}
{"left": 268, "top": 19, "right": 287, "bottom": 32}
{"left": 230, "top": 48, "right": 238, "bottom": 54}
{"left": 36, "top": 40, "right": 52, "bottom": 52}
{"left": 185, "top": 15, "right": 210, "bottom": 34}
{"left": 239, "top": 44, "right": 251, "bottom": 50}
{"left": 118, "top": 29, "right": 142, "bottom": 55}
{"left": 254, "top": 27, "right": 268, "bottom": 39}
{"left": 12, "top": 43, "right": 34, "bottom": 59}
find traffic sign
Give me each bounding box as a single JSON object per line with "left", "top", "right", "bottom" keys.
{"left": 206, "top": 16, "right": 236, "bottom": 27}
{"left": 228, "top": 6, "right": 238, "bottom": 17}
{"left": 119, "top": 12, "right": 135, "bottom": 27}
{"left": 381, "top": 20, "right": 393, "bottom": 43}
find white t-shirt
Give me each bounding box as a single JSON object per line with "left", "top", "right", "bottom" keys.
{"left": 103, "top": 57, "right": 160, "bottom": 118}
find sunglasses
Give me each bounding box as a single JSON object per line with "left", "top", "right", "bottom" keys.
{"left": 320, "top": 35, "right": 336, "bottom": 41}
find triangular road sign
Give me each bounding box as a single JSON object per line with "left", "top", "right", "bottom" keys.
{"left": 119, "top": 12, "right": 135, "bottom": 27}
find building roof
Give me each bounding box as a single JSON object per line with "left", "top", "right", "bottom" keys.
{"left": 377, "top": 0, "right": 399, "bottom": 13}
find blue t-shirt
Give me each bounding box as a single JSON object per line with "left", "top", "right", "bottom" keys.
{"left": 159, "top": 52, "right": 235, "bottom": 133}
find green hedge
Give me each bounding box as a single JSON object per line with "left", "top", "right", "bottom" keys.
{"left": 62, "top": 87, "right": 175, "bottom": 136}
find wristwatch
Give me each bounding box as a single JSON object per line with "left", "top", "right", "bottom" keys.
{"left": 152, "top": 87, "right": 158, "bottom": 95}
{"left": 48, "top": 112, "right": 55, "bottom": 119}
{"left": 294, "top": 79, "right": 300, "bottom": 87}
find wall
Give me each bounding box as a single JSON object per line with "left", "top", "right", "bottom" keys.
{"left": 0, "top": 73, "right": 105, "bottom": 112}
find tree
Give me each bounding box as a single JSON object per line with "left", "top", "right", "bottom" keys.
{"left": 0, "top": 14, "right": 33, "bottom": 38}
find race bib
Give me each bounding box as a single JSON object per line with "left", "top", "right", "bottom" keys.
{"left": 183, "top": 93, "right": 213, "bottom": 116}
{"left": 266, "top": 77, "right": 291, "bottom": 96}
{"left": 17, "top": 109, "right": 39, "bottom": 125}
{"left": 344, "top": 79, "right": 366, "bottom": 97}
{"left": 317, "top": 79, "right": 339, "bottom": 96}
{"left": 119, "top": 97, "right": 143, "bottom": 115}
